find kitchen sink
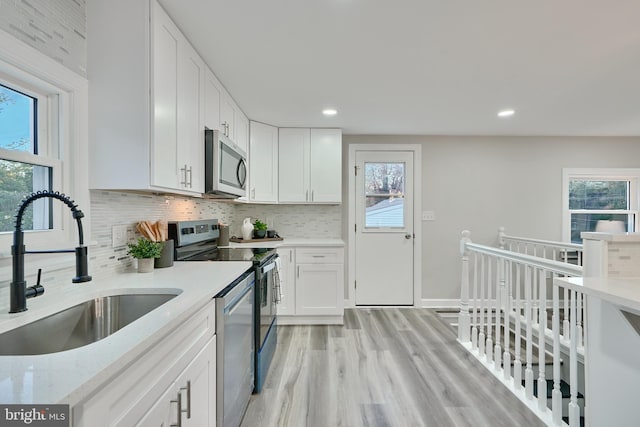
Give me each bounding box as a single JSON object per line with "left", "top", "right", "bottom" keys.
{"left": 0, "top": 291, "right": 180, "bottom": 355}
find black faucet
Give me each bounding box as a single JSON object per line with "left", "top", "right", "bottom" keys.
{"left": 9, "top": 190, "right": 92, "bottom": 313}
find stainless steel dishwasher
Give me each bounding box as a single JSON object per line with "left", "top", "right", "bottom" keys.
{"left": 215, "top": 270, "right": 255, "bottom": 427}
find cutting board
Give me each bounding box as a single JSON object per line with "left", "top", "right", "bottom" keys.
{"left": 230, "top": 237, "right": 284, "bottom": 243}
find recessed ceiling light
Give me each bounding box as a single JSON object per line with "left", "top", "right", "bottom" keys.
{"left": 322, "top": 108, "right": 337, "bottom": 116}
{"left": 497, "top": 109, "right": 515, "bottom": 117}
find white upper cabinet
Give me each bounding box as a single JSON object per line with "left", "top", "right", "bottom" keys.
{"left": 204, "top": 68, "right": 223, "bottom": 133}
{"left": 249, "top": 121, "right": 279, "bottom": 203}
{"left": 88, "top": 0, "right": 248, "bottom": 197}
{"left": 235, "top": 110, "right": 249, "bottom": 154}
{"left": 309, "top": 129, "right": 342, "bottom": 203}
{"left": 221, "top": 94, "right": 236, "bottom": 141}
{"left": 278, "top": 128, "right": 342, "bottom": 204}
{"left": 278, "top": 128, "right": 310, "bottom": 203}
{"left": 204, "top": 70, "right": 248, "bottom": 153}
{"left": 88, "top": 0, "right": 204, "bottom": 195}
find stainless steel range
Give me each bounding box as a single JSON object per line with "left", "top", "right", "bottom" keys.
{"left": 168, "top": 219, "right": 279, "bottom": 426}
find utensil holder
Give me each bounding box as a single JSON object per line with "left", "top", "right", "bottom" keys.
{"left": 155, "top": 239, "right": 174, "bottom": 268}
{"left": 218, "top": 225, "right": 229, "bottom": 246}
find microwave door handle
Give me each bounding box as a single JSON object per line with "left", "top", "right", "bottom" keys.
{"left": 237, "top": 158, "right": 247, "bottom": 187}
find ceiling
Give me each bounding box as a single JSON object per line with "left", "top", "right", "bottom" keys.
{"left": 158, "top": 0, "right": 640, "bottom": 136}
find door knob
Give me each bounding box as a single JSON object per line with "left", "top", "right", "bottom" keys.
{"left": 405, "top": 234, "right": 412, "bottom": 239}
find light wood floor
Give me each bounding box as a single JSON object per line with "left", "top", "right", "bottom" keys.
{"left": 240, "top": 308, "right": 545, "bottom": 427}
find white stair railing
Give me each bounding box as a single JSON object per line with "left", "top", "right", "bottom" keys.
{"left": 458, "top": 230, "right": 585, "bottom": 426}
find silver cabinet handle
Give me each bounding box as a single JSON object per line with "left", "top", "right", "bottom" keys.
{"left": 297, "top": 265, "right": 300, "bottom": 278}
{"left": 312, "top": 190, "right": 314, "bottom": 201}
{"left": 180, "top": 381, "right": 191, "bottom": 419}
{"left": 170, "top": 391, "right": 182, "bottom": 427}
{"left": 187, "top": 166, "right": 193, "bottom": 188}
{"left": 305, "top": 190, "right": 308, "bottom": 201}
{"left": 180, "top": 165, "right": 187, "bottom": 187}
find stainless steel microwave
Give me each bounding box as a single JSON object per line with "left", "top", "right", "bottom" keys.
{"left": 204, "top": 128, "right": 247, "bottom": 198}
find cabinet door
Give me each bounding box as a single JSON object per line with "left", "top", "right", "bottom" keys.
{"left": 177, "top": 42, "right": 205, "bottom": 193}
{"left": 278, "top": 128, "right": 310, "bottom": 203}
{"left": 136, "top": 383, "right": 176, "bottom": 427}
{"left": 276, "top": 247, "right": 296, "bottom": 315}
{"left": 178, "top": 336, "right": 215, "bottom": 427}
{"left": 204, "top": 68, "right": 222, "bottom": 133}
{"left": 235, "top": 111, "right": 249, "bottom": 154}
{"left": 296, "top": 263, "right": 344, "bottom": 316}
{"left": 151, "top": 1, "right": 179, "bottom": 190}
{"left": 221, "top": 94, "right": 236, "bottom": 140}
{"left": 248, "top": 121, "right": 278, "bottom": 202}
{"left": 309, "top": 128, "right": 342, "bottom": 203}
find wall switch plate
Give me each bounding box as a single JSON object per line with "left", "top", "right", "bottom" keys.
{"left": 422, "top": 211, "right": 436, "bottom": 221}
{"left": 112, "top": 225, "right": 128, "bottom": 248}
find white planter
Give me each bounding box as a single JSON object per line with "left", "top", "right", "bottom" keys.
{"left": 137, "top": 258, "right": 155, "bottom": 273}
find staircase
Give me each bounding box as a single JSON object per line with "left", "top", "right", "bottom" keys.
{"left": 455, "top": 229, "right": 586, "bottom": 426}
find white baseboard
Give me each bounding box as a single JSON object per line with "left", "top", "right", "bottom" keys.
{"left": 421, "top": 299, "right": 460, "bottom": 309}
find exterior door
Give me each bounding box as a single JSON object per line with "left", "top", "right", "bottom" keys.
{"left": 354, "top": 151, "right": 414, "bottom": 305}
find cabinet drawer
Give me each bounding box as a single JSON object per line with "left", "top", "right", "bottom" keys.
{"left": 296, "top": 247, "right": 344, "bottom": 264}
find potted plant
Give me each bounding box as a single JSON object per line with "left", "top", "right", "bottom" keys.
{"left": 253, "top": 219, "right": 268, "bottom": 238}
{"left": 127, "top": 237, "right": 163, "bottom": 273}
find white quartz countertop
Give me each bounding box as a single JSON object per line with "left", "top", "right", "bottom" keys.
{"left": 0, "top": 261, "right": 252, "bottom": 405}
{"left": 554, "top": 276, "right": 640, "bottom": 313}
{"left": 219, "top": 238, "right": 345, "bottom": 249}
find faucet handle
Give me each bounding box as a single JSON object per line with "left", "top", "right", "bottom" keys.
{"left": 25, "top": 268, "right": 45, "bottom": 299}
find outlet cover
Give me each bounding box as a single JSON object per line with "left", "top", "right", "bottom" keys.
{"left": 112, "top": 225, "right": 128, "bottom": 248}
{"left": 422, "top": 211, "right": 436, "bottom": 221}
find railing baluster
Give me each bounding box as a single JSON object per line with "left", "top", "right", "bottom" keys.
{"left": 552, "top": 282, "right": 562, "bottom": 424}
{"left": 479, "top": 254, "right": 486, "bottom": 357}
{"left": 472, "top": 252, "right": 479, "bottom": 350}
{"left": 525, "top": 264, "right": 534, "bottom": 400}
{"left": 514, "top": 262, "right": 523, "bottom": 389}
{"left": 495, "top": 256, "right": 502, "bottom": 371}
{"left": 568, "top": 290, "right": 580, "bottom": 427}
{"left": 486, "top": 256, "right": 494, "bottom": 364}
{"left": 577, "top": 293, "right": 584, "bottom": 349}
{"left": 503, "top": 259, "right": 512, "bottom": 382}
{"left": 537, "top": 268, "right": 547, "bottom": 411}
{"left": 563, "top": 287, "right": 570, "bottom": 340}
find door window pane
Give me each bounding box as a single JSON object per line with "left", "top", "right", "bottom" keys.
{"left": 364, "top": 162, "right": 405, "bottom": 228}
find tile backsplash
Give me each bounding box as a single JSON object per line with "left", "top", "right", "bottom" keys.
{"left": 91, "top": 193, "right": 342, "bottom": 278}
{"left": 0, "top": 191, "right": 343, "bottom": 289}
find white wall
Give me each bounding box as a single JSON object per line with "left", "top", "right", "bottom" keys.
{"left": 344, "top": 135, "right": 640, "bottom": 300}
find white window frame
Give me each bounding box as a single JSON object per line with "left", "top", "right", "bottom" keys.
{"left": 0, "top": 29, "right": 89, "bottom": 265}
{"left": 562, "top": 168, "right": 640, "bottom": 243}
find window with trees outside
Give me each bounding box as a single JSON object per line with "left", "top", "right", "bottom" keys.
{"left": 563, "top": 169, "right": 640, "bottom": 243}
{"left": 0, "top": 82, "right": 56, "bottom": 233}
{"left": 0, "top": 30, "right": 87, "bottom": 260}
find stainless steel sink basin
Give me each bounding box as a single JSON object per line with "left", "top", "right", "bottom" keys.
{"left": 0, "top": 292, "right": 179, "bottom": 355}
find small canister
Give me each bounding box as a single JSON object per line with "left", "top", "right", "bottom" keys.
{"left": 218, "top": 225, "right": 229, "bottom": 246}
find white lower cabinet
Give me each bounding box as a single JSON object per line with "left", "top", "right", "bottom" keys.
{"left": 277, "top": 246, "right": 344, "bottom": 324}
{"left": 72, "top": 300, "right": 216, "bottom": 427}
{"left": 137, "top": 336, "right": 214, "bottom": 427}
